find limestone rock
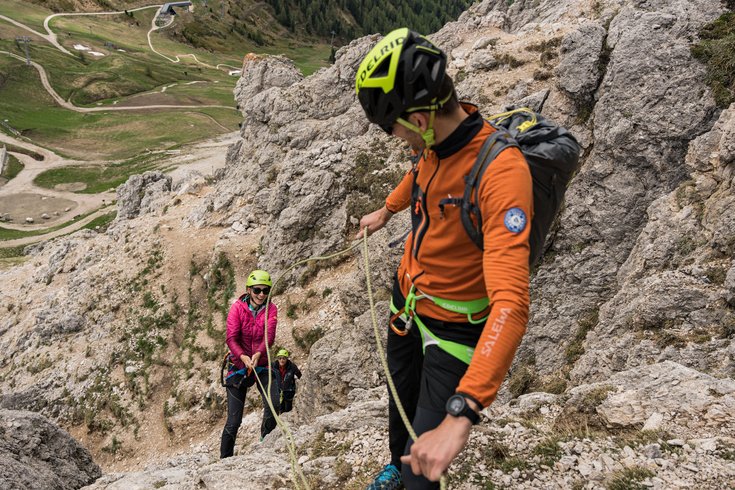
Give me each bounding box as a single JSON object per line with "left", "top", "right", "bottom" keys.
{"left": 116, "top": 171, "right": 172, "bottom": 219}
{"left": 298, "top": 303, "right": 385, "bottom": 421}
{"left": 0, "top": 409, "right": 101, "bottom": 489}
{"left": 555, "top": 22, "right": 606, "bottom": 103}
{"left": 234, "top": 53, "right": 303, "bottom": 108}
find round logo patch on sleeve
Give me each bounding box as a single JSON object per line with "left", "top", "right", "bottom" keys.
{"left": 504, "top": 207, "right": 527, "bottom": 233}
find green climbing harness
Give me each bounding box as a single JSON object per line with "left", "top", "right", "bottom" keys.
{"left": 389, "top": 282, "right": 488, "bottom": 365}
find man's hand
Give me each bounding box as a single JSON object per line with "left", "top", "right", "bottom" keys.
{"left": 355, "top": 206, "right": 394, "bottom": 239}
{"left": 251, "top": 352, "right": 261, "bottom": 367}
{"left": 400, "top": 414, "right": 472, "bottom": 481}
{"left": 240, "top": 354, "right": 252, "bottom": 369}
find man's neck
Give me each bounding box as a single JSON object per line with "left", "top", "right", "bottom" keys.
{"left": 432, "top": 106, "right": 470, "bottom": 147}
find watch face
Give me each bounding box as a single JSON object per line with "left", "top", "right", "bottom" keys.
{"left": 448, "top": 396, "right": 464, "bottom": 414}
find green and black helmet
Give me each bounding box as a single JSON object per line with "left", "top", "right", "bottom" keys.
{"left": 355, "top": 28, "right": 447, "bottom": 133}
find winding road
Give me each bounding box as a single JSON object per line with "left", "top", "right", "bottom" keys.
{"left": 0, "top": 51, "right": 234, "bottom": 112}
{"left": 0, "top": 131, "right": 238, "bottom": 247}
{"left": 0, "top": 6, "right": 243, "bottom": 248}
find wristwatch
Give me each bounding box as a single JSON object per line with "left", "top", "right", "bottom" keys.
{"left": 446, "top": 394, "right": 480, "bottom": 425}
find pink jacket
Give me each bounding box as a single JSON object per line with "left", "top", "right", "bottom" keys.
{"left": 226, "top": 295, "right": 278, "bottom": 370}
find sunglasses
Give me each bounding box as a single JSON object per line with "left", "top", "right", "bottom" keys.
{"left": 251, "top": 287, "right": 271, "bottom": 295}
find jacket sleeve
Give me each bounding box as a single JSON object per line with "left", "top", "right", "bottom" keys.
{"left": 385, "top": 168, "right": 414, "bottom": 214}
{"left": 456, "top": 147, "right": 533, "bottom": 408}
{"left": 293, "top": 363, "right": 302, "bottom": 379}
{"left": 226, "top": 302, "right": 246, "bottom": 360}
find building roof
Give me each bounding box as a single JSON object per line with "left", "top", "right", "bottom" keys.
{"left": 160, "top": 2, "right": 192, "bottom": 15}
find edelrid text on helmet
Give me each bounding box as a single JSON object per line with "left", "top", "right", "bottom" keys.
{"left": 355, "top": 32, "right": 406, "bottom": 92}
{"left": 246, "top": 269, "right": 272, "bottom": 287}
{"left": 355, "top": 28, "right": 447, "bottom": 128}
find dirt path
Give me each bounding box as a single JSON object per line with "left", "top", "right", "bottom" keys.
{"left": 1, "top": 208, "right": 112, "bottom": 247}
{"left": 0, "top": 133, "right": 114, "bottom": 229}
{"left": 43, "top": 4, "right": 162, "bottom": 53}
{"left": 0, "top": 131, "right": 238, "bottom": 246}
{"left": 0, "top": 50, "right": 235, "bottom": 112}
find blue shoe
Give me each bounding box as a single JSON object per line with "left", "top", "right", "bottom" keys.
{"left": 366, "top": 464, "right": 403, "bottom": 490}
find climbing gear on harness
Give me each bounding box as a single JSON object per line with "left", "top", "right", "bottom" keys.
{"left": 219, "top": 351, "right": 252, "bottom": 388}
{"left": 388, "top": 279, "right": 487, "bottom": 365}
{"left": 246, "top": 269, "right": 272, "bottom": 287}
{"left": 390, "top": 298, "right": 476, "bottom": 366}
{"left": 220, "top": 352, "right": 252, "bottom": 388}
{"left": 355, "top": 28, "right": 450, "bottom": 148}
{"left": 366, "top": 464, "right": 404, "bottom": 490}
{"left": 454, "top": 107, "right": 581, "bottom": 265}
{"left": 390, "top": 282, "right": 489, "bottom": 331}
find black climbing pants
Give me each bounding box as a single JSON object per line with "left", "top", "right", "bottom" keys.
{"left": 220, "top": 367, "right": 281, "bottom": 458}
{"left": 387, "top": 276, "right": 485, "bottom": 489}
{"left": 279, "top": 389, "right": 296, "bottom": 414}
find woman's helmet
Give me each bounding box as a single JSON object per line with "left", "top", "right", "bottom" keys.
{"left": 355, "top": 28, "right": 447, "bottom": 131}
{"left": 276, "top": 348, "right": 290, "bottom": 358}
{"left": 246, "top": 269, "right": 272, "bottom": 287}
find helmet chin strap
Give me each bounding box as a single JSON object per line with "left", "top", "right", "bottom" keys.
{"left": 396, "top": 109, "right": 437, "bottom": 149}
{"left": 394, "top": 92, "right": 452, "bottom": 149}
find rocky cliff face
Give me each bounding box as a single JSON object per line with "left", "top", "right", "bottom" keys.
{"left": 0, "top": 0, "right": 734, "bottom": 488}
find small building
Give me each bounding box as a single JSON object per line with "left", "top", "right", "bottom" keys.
{"left": 160, "top": 2, "right": 192, "bottom": 15}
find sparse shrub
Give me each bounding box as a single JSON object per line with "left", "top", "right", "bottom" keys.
{"left": 526, "top": 37, "right": 562, "bottom": 67}
{"left": 606, "top": 466, "right": 655, "bottom": 490}
{"left": 322, "top": 287, "right": 333, "bottom": 298}
{"left": 142, "top": 291, "right": 158, "bottom": 309}
{"left": 720, "top": 314, "right": 735, "bottom": 339}
{"left": 507, "top": 363, "right": 538, "bottom": 398}
{"left": 287, "top": 302, "right": 298, "bottom": 319}
{"left": 207, "top": 252, "right": 236, "bottom": 321}
{"left": 335, "top": 458, "right": 352, "bottom": 480}
{"left": 533, "top": 69, "right": 553, "bottom": 81}
{"left": 533, "top": 437, "right": 563, "bottom": 466}
{"left": 565, "top": 308, "right": 599, "bottom": 364}
{"left": 540, "top": 374, "right": 568, "bottom": 394}
{"left": 102, "top": 436, "right": 122, "bottom": 454}
{"left": 705, "top": 266, "right": 727, "bottom": 285}
{"left": 497, "top": 53, "right": 526, "bottom": 68}
{"left": 691, "top": 13, "right": 735, "bottom": 107}
{"left": 293, "top": 325, "right": 325, "bottom": 353}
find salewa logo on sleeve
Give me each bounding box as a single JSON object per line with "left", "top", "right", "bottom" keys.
{"left": 480, "top": 307, "right": 511, "bottom": 357}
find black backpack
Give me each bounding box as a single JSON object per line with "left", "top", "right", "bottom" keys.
{"left": 458, "top": 108, "right": 581, "bottom": 266}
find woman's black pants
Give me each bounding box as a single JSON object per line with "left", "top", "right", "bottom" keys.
{"left": 220, "top": 367, "right": 281, "bottom": 458}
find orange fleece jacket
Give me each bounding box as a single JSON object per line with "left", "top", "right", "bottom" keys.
{"left": 385, "top": 115, "right": 532, "bottom": 408}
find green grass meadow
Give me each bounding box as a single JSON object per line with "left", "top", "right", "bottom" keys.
{"left": 1, "top": 154, "right": 24, "bottom": 180}
{"left": 0, "top": 56, "right": 239, "bottom": 160}
{"left": 33, "top": 153, "right": 164, "bottom": 193}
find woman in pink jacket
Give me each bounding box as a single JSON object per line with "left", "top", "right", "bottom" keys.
{"left": 220, "top": 269, "right": 279, "bottom": 458}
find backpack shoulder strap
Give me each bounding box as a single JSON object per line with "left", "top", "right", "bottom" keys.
{"left": 461, "top": 128, "right": 518, "bottom": 250}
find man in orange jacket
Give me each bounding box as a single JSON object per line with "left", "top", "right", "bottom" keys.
{"left": 355, "top": 28, "right": 533, "bottom": 489}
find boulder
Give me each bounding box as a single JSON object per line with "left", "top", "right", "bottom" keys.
{"left": 0, "top": 409, "right": 101, "bottom": 490}
{"left": 116, "top": 171, "right": 172, "bottom": 219}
